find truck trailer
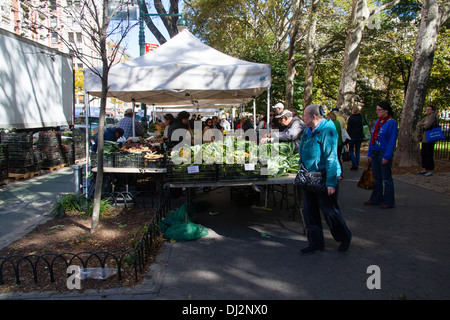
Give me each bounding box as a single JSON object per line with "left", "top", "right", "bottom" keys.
{"left": 0, "top": 28, "right": 74, "bottom": 130}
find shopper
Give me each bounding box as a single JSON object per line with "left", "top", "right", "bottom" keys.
{"left": 261, "top": 109, "right": 306, "bottom": 154}
{"left": 117, "top": 108, "right": 145, "bottom": 139}
{"left": 346, "top": 107, "right": 364, "bottom": 170}
{"left": 163, "top": 113, "right": 175, "bottom": 142}
{"left": 364, "top": 101, "right": 398, "bottom": 209}
{"left": 416, "top": 105, "right": 439, "bottom": 176}
{"left": 327, "top": 112, "right": 343, "bottom": 178}
{"left": 298, "top": 104, "right": 352, "bottom": 254}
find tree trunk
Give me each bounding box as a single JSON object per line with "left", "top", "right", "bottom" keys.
{"left": 91, "top": 1, "right": 110, "bottom": 234}
{"left": 303, "top": 0, "right": 319, "bottom": 109}
{"left": 395, "top": 0, "right": 446, "bottom": 167}
{"left": 336, "top": 0, "right": 369, "bottom": 115}
{"left": 285, "top": 0, "right": 304, "bottom": 110}
{"left": 336, "top": 0, "right": 401, "bottom": 116}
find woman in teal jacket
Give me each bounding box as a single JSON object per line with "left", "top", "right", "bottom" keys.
{"left": 298, "top": 105, "right": 352, "bottom": 255}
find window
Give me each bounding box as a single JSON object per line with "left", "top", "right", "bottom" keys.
{"left": 76, "top": 32, "right": 82, "bottom": 44}
{"left": 68, "top": 32, "right": 74, "bottom": 43}
{"left": 51, "top": 32, "right": 59, "bottom": 43}
{"left": 49, "top": 0, "right": 57, "bottom": 11}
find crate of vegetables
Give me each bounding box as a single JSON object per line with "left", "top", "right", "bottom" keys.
{"left": 166, "top": 162, "right": 217, "bottom": 184}
{"left": 142, "top": 152, "right": 166, "bottom": 168}
{"left": 90, "top": 153, "right": 115, "bottom": 167}
{"left": 114, "top": 153, "right": 142, "bottom": 168}
{"left": 217, "top": 163, "right": 267, "bottom": 182}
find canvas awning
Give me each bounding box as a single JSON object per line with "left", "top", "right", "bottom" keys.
{"left": 84, "top": 30, "right": 271, "bottom": 107}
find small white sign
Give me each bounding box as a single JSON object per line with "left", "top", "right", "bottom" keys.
{"left": 244, "top": 163, "right": 255, "bottom": 171}
{"left": 187, "top": 165, "right": 199, "bottom": 174}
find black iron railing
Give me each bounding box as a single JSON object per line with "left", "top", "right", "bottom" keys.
{"left": 0, "top": 189, "right": 170, "bottom": 286}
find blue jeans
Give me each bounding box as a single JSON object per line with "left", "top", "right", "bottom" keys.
{"left": 369, "top": 150, "right": 395, "bottom": 207}
{"left": 348, "top": 138, "right": 362, "bottom": 167}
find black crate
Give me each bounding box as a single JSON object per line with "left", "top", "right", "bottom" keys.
{"left": 9, "top": 158, "right": 41, "bottom": 168}
{"left": 9, "top": 164, "right": 41, "bottom": 173}
{"left": 5, "top": 141, "right": 35, "bottom": 152}
{"left": 114, "top": 153, "right": 142, "bottom": 168}
{"left": 42, "top": 159, "right": 62, "bottom": 167}
{"left": 0, "top": 144, "right": 8, "bottom": 166}
{"left": 8, "top": 149, "right": 41, "bottom": 161}
{"left": 90, "top": 153, "right": 115, "bottom": 167}
{"left": 1, "top": 132, "right": 34, "bottom": 143}
{"left": 218, "top": 163, "right": 267, "bottom": 181}
{"left": 166, "top": 162, "right": 217, "bottom": 183}
{"left": 142, "top": 153, "right": 166, "bottom": 168}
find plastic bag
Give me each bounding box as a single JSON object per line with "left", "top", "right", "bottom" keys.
{"left": 78, "top": 267, "right": 117, "bottom": 280}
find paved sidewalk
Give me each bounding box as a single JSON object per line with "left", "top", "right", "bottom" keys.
{"left": 0, "top": 166, "right": 75, "bottom": 249}
{"left": 1, "top": 164, "right": 449, "bottom": 300}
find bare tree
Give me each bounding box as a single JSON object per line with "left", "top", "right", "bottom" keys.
{"left": 16, "top": 0, "right": 136, "bottom": 233}
{"left": 142, "top": 0, "right": 182, "bottom": 44}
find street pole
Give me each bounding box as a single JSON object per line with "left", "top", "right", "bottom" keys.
{"left": 139, "top": 0, "right": 146, "bottom": 56}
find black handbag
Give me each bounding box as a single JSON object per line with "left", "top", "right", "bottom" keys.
{"left": 342, "top": 151, "right": 351, "bottom": 162}
{"left": 294, "top": 163, "right": 328, "bottom": 194}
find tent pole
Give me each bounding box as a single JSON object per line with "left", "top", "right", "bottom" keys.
{"left": 253, "top": 99, "right": 256, "bottom": 130}
{"left": 266, "top": 87, "right": 271, "bottom": 134}
{"left": 132, "top": 100, "right": 136, "bottom": 137}
{"left": 85, "top": 92, "right": 90, "bottom": 199}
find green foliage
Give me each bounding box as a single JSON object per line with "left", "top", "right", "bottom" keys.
{"left": 50, "top": 193, "right": 113, "bottom": 219}
{"left": 184, "top": 0, "right": 450, "bottom": 115}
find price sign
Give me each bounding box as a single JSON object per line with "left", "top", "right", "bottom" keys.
{"left": 244, "top": 163, "right": 255, "bottom": 171}
{"left": 187, "top": 165, "right": 199, "bottom": 174}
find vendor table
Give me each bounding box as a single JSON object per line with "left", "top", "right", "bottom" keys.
{"left": 169, "top": 174, "right": 306, "bottom": 234}
{"left": 91, "top": 167, "right": 167, "bottom": 173}
{"left": 90, "top": 166, "right": 167, "bottom": 207}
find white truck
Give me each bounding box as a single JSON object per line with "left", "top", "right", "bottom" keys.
{"left": 0, "top": 28, "right": 74, "bottom": 130}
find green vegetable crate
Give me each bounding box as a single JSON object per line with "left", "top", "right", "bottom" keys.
{"left": 217, "top": 163, "right": 267, "bottom": 181}
{"left": 90, "top": 154, "right": 115, "bottom": 167}
{"left": 166, "top": 162, "right": 218, "bottom": 183}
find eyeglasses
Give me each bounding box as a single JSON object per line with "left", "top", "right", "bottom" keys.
{"left": 376, "top": 108, "right": 385, "bottom": 112}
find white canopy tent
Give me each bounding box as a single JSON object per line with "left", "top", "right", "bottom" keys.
{"left": 83, "top": 30, "right": 271, "bottom": 173}
{"left": 84, "top": 29, "right": 271, "bottom": 107}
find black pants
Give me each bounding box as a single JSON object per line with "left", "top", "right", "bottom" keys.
{"left": 302, "top": 181, "right": 352, "bottom": 249}
{"left": 421, "top": 142, "right": 435, "bottom": 171}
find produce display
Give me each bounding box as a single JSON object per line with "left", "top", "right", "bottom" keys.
{"left": 92, "top": 139, "right": 165, "bottom": 168}
{"left": 167, "top": 138, "right": 300, "bottom": 182}
{"left": 92, "top": 133, "right": 300, "bottom": 182}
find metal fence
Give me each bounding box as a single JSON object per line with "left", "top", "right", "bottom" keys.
{"left": 0, "top": 189, "right": 170, "bottom": 287}
{"left": 435, "top": 122, "right": 450, "bottom": 159}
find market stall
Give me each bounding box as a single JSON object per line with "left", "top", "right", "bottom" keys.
{"left": 81, "top": 29, "right": 307, "bottom": 226}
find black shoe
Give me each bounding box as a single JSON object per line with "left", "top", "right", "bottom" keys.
{"left": 338, "top": 240, "right": 351, "bottom": 252}
{"left": 350, "top": 166, "right": 358, "bottom": 171}
{"left": 300, "top": 246, "right": 324, "bottom": 255}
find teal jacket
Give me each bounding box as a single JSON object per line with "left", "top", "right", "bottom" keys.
{"left": 298, "top": 119, "right": 341, "bottom": 188}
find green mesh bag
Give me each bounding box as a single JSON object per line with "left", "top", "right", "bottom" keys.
{"left": 159, "top": 202, "right": 209, "bottom": 241}
{"left": 164, "top": 222, "right": 209, "bottom": 241}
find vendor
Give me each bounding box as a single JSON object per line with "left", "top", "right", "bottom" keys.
{"left": 91, "top": 127, "right": 124, "bottom": 153}
{"left": 117, "top": 108, "right": 145, "bottom": 140}
{"left": 261, "top": 109, "right": 306, "bottom": 153}
{"left": 166, "top": 111, "right": 193, "bottom": 150}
